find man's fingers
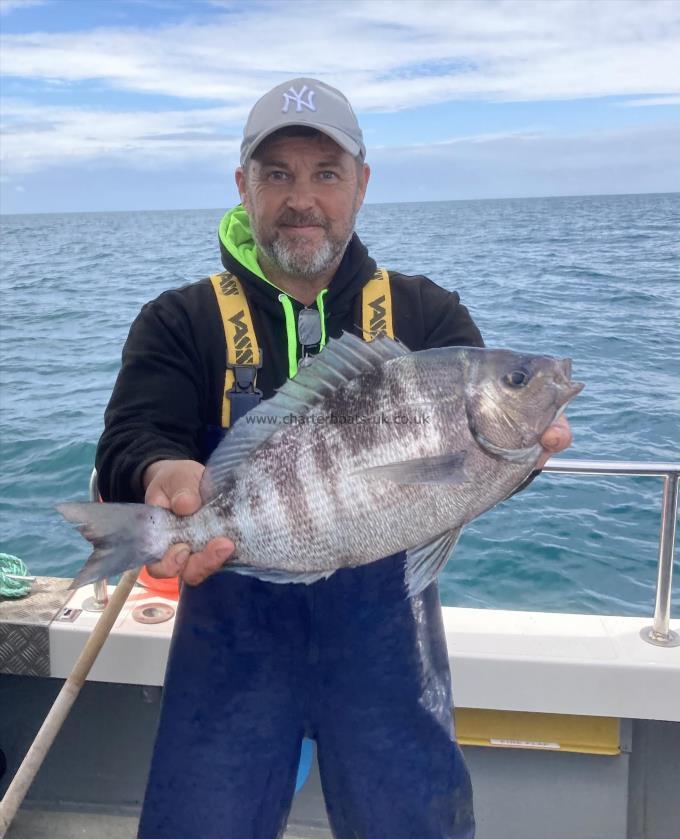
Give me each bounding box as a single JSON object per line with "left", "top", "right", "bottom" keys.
{"left": 144, "top": 486, "right": 201, "bottom": 515}
{"left": 146, "top": 538, "right": 235, "bottom": 585}
{"left": 540, "top": 416, "right": 572, "bottom": 453}
{"left": 143, "top": 460, "right": 205, "bottom": 512}
{"left": 540, "top": 427, "right": 568, "bottom": 452}
{"left": 144, "top": 486, "right": 172, "bottom": 509}
{"left": 181, "top": 539, "right": 236, "bottom": 586}
{"left": 535, "top": 416, "right": 573, "bottom": 469}
{"left": 146, "top": 544, "right": 190, "bottom": 579}
{"left": 170, "top": 489, "right": 202, "bottom": 516}
{"left": 142, "top": 462, "right": 232, "bottom": 584}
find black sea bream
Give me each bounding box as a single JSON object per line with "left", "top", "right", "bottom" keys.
{"left": 59, "top": 333, "right": 583, "bottom": 594}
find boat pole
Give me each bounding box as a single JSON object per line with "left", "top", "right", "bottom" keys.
{"left": 0, "top": 569, "right": 139, "bottom": 837}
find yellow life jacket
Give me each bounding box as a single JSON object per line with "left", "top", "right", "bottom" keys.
{"left": 209, "top": 267, "right": 393, "bottom": 429}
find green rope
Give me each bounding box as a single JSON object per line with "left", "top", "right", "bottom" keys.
{"left": 0, "top": 553, "right": 33, "bottom": 598}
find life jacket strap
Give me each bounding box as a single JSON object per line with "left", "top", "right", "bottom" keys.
{"left": 361, "top": 267, "right": 394, "bottom": 340}
{"left": 210, "top": 272, "right": 262, "bottom": 428}
{"left": 210, "top": 268, "right": 393, "bottom": 429}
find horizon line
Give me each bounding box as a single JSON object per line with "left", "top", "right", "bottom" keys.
{"left": 1, "top": 189, "right": 678, "bottom": 218}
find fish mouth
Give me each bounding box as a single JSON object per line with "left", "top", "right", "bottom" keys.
{"left": 554, "top": 358, "right": 585, "bottom": 409}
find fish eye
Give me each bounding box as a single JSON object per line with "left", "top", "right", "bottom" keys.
{"left": 504, "top": 369, "right": 530, "bottom": 388}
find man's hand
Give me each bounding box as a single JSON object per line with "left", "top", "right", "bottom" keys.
{"left": 536, "top": 415, "right": 572, "bottom": 470}
{"left": 143, "top": 459, "right": 235, "bottom": 586}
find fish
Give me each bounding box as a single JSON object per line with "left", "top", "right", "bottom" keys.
{"left": 58, "top": 332, "right": 584, "bottom": 595}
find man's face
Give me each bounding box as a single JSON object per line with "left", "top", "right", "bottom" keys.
{"left": 235, "top": 133, "right": 370, "bottom": 278}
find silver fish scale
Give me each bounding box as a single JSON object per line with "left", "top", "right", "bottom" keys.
{"left": 206, "top": 353, "right": 532, "bottom": 573}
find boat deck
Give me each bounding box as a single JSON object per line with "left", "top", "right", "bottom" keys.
{"left": 6, "top": 808, "right": 332, "bottom": 839}
{"left": 2, "top": 578, "right": 679, "bottom": 839}
{"left": 7, "top": 809, "right": 139, "bottom": 839}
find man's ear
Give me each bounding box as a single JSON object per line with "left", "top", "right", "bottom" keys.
{"left": 356, "top": 162, "right": 370, "bottom": 208}
{"left": 235, "top": 167, "right": 247, "bottom": 207}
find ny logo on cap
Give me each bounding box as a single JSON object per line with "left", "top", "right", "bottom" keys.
{"left": 282, "top": 85, "right": 316, "bottom": 114}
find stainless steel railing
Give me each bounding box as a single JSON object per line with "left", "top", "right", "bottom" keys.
{"left": 83, "top": 460, "right": 678, "bottom": 644}
{"left": 81, "top": 468, "right": 109, "bottom": 612}
{"left": 544, "top": 459, "right": 679, "bottom": 647}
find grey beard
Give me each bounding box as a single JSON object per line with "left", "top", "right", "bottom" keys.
{"left": 269, "top": 234, "right": 337, "bottom": 277}
{"left": 252, "top": 202, "right": 359, "bottom": 279}
{"left": 256, "top": 228, "right": 349, "bottom": 278}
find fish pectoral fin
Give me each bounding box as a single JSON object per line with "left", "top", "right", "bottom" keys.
{"left": 405, "top": 527, "right": 462, "bottom": 598}
{"left": 357, "top": 452, "right": 468, "bottom": 485}
{"left": 224, "top": 563, "right": 334, "bottom": 585}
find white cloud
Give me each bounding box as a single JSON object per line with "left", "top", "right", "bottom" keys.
{"left": 621, "top": 95, "right": 680, "bottom": 107}
{"left": 0, "top": 99, "right": 243, "bottom": 174}
{"left": 1, "top": 0, "right": 679, "bottom": 184}
{"left": 1, "top": 0, "right": 678, "bottom": 105}
{"left": 0, "top": 0, "right": 48, "bottom": 14}
{"left": 366, "top": 123, "right": 680, "bottom": 202}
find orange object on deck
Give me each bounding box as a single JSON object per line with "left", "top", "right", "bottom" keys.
{"left": 138, "top": 565, "right": 180, "bottom": 600}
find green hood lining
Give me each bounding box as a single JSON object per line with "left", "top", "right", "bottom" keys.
{"left": 219, "top": 205, "right": 271, "bottom": 285}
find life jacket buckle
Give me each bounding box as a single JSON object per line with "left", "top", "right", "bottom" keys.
{"left": 226, "top": 357, "right": 263, "bottom": 425}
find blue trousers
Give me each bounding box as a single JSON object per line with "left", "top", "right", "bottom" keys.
{"left": 138, "top": 554, "right": 474, "bottom": 838}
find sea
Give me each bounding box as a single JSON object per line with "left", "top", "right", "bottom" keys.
{"left": 1, "top": 193, "right": 678, "bottom": 617}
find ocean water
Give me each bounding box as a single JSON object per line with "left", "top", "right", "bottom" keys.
{"left": 1, "top": 193, "right": 678, "bottom": 617}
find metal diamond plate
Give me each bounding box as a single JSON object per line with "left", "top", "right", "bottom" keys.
{"left": 0, "top": 623, "right": 50, "bottom": 676}
{"left": 0, "top": 576, "right": 73, "bottom": 676}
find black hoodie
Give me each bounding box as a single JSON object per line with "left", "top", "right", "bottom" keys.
{"left": 96, "top": 233, "right": 484, "bottom": 502}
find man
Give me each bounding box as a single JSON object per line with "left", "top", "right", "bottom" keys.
{"left": 97, "top": 78, "right": 572, "bottom": 839}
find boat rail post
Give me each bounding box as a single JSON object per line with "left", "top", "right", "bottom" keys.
{"left": 81, "top": 468, "right": 109, "bottom": 612}
{"left": 641, "top": 471, "right": 679, "bottom": 647}
{"left": 544, "top": 458, "right": 679, "bottom": 649}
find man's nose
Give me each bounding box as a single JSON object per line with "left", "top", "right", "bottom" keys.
{"left": 285, "top": 180, "right": 316, "bottom": 211}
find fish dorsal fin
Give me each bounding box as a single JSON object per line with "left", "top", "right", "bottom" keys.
{"left": 199, "top": 332, "right": 409, "bottom": 502}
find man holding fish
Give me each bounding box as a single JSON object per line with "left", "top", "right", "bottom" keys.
{"left": 68, "top": 79, "right": 574, "bottom": 838}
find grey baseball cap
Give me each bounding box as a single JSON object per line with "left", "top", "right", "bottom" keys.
{"left": 240, "top": 77, "right": 365, "bottom": 166}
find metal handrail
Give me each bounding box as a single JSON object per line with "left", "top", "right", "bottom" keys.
{"left": 544, "top": 458, "right": 679, "bottom": 647}
{"left": 544, "top": 459, "right": 680, "bottom": 478}
{"left": 82, "top": 468, "right": 109, "bottom": 612}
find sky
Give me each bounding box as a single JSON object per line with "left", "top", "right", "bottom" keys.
{"left": 1, "top": 0, "right": 679, "bottom": 214}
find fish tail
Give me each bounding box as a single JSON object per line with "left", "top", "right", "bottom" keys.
{"left": 57, "top": 502, "right": 175, "bottom": 589}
